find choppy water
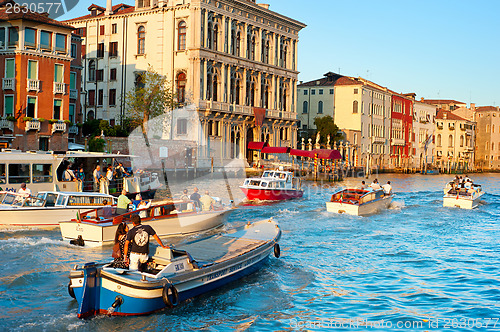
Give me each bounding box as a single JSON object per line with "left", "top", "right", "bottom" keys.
{"left": 1, "top": 173, "right": 499, "bottom": 331}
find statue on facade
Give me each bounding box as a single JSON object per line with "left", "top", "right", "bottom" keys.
{"left": 327, "top": 134, "right": 331, "bottom": 149}
{"left": 301, "top": 137, "right": 305, "bottom": 150}
{"left": 308, "top": 138, "right": 312, "bottom": 151}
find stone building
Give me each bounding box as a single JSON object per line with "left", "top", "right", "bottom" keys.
{"left": 66, "top": 0, "right": 305, "bottom": 167}
{"left": 412, "top": 99, "right": 437, "bottom": 169}
{"left": 435, "top": 109, "right": 475, "bottom": 171}
{"left": 474, "top": 106, "right": 500, "bottom": 170}
{"left": 0, "top": 0, "right": 82, "bottom": 151}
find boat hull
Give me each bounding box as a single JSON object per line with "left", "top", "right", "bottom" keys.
{"left": 326, "top": 195, "right": 393, "bottom": 216}
{"left": 443, "top": 191, "right": 484, "bottom": 209}
{"left": 60, "top": 209, "right": 231, "bottom": 246}
{"left": 240, "top": 187, "right": 303, "bottom": 201}
{"left": 0, "top": 207, "right": 92, "bottom": 229}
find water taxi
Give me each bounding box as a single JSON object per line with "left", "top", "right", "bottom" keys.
{"left": 67, "top": 218, "right": 281, "bottom": 318}
{"left": 60, "top": 200, "right": 232, "bottom": 246}
{"left": 443, "top": 182, "right": 484, "bottom": 209}
{"left": 0, "top": 149, "right": 161, "bottom": 196}
{"left": 240, "top": 168, "right": 303, "bottom": 201}
{"left": 326, "top": 188, "right": 394, "bottom": 216}
{"left": 0, "top": 191, "right": 116, "bottom": 228}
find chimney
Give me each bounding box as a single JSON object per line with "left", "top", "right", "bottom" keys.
{"left": 257, "top": 3, "right": 270, "bottom": 10}
{"left": 420, "top": 97, "right": 424, "bottom": 102}
{"left": 105, "top": 0, "right": 112, "bottom": 15}
{"left": 470, "top": 103, "right": 475, "bottom": 110}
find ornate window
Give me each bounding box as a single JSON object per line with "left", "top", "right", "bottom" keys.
{"left": 178, "top": 21, "right": 186, "bottom": 51}
{"left": 137, "top": 26, "right": 145, "bottom": 55}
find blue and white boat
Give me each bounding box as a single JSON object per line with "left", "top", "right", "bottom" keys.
{"left": 68, "top": 218, "right": 281, "bottom": 318}
{"left": 326, "top": 188, "right": 393, "bottom": 216}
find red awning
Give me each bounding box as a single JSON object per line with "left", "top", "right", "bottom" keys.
{"left": 290, "top": 148, "right": 314, "bottom": 158}
{"left": 247, "top": 141, "right": 268, "bottom": 150}
{"left": 261, "top": 146, "right": 290, "bottom": 154}
{"left": 312, "top": 149, "right": 342, "bottom": 160}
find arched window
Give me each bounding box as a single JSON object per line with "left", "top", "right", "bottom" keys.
{"left": 206, "top": 66, "right": 213, "bottom": 100}
{"left": 460, "top": 135, "right": 464, "bottom": 147}
{"left": 178, "top": 21, "right": 186, "bottom": 51}
{"left": 353, "top": 100, "right": 358, "bottom": 113}
{"left": 492, "top": 142, "right": 495, "bottom": 151}
{"left": 230, "top": 72, "right": 240, "bottom": 105}
{"left": 87, "top": 110, "right": 95, "bottom": 121}
{"left": 137, "top": 26, "right": 145, "bottom": 54}
{"left": 88, "top": 60, "right": 96, "bottom": 81}
{"left": 213, "top": 24, "right": 218, "bottom": 51}
{"left": 176, "top": 72, "right": 186, "bottom": 103}
{"left": 212, "top": 75, "right": 218, "bottom": 101}
{"left": 448, "top": 134, "right": 453, "bottom": 147}
{"left": 436, "top": 134, "right": 441, "bottom": 147}
{"left": 302, "top": 101, "right": 308, "bottom": 114}
{"left": 283, "top": 44, "right": 287, "bottom": 68}
{"left": 246, "top": 79, "right": 255, "bottom": 106}
{"left": 261, "top": 79, "right": 269, "bottom": 109}
{"left": 235, "top": 31, "right": 241, "bottom": 57}
{"left": 318, "top": 101, "right": 323, "bottom": 114}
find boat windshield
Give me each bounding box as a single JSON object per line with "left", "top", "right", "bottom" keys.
{"left": 249, "top": 180, "right": 261, "bottom": 186}
{"left": 262, "top": 171, "right": 273, "bottom": 178}
{"left": 0, "top": 192, "right": 21, "bottom": 206}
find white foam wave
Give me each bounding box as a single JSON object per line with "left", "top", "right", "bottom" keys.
{"left": 0, "top": 236, "right": 68, "bottom": 248}
{"left": 278, "top": 208, "right": 300, "bottom": 215}
{"left": 389, "top": 200, "right": 405, "bottom": 210}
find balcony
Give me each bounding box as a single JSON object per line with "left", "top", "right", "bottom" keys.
{"left": 51, "top": 121, "right": 66, "bottom": 133}
{"left": 371, "top": 136, "right": 385, "bottom": 144}
{"left": 68, "top": 125, "right": 78, "bottom": 134}
{"left": 448, "top": 124, "right": 455, "bottom": 130}
{"left": 2, "top": 78, "right": 15, "bottom": 90}
{"left": 53, "top": 82, "right": 66, "bottom": 94}
{"left": 198, "top": 100, "right": 295, "bottom": 120}
{"left": 27, "top": 79, "right": 40, "bottom": 92}
{"left": 70, "top": 89, "right": 78, "bottom": 100}
{"left": 0, "top": 118, "right": 14, "bottom": 131}
{"left": 419, "top": 116, "right": 428, "bottom": 124}
{"left": 391, "top": 138, "right": 405, "bottom": 146}
{"left": 25, "top": 119, "right": 40, "bottom": 132}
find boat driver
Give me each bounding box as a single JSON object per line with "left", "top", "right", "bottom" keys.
{"left": 124, "top": 214, "right": 169, "bottom": 271}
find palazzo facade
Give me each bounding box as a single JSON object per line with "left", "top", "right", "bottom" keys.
{"left": 66, "top": 0, "right": 305, "bottom": 167}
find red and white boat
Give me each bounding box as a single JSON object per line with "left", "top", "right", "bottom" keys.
{"left": 240, "top": 168, "right": 303, "bottom": 201}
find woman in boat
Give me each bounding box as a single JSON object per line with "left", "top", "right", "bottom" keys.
{"left": 112, "top": 222, "right": 130, "bottom": 269}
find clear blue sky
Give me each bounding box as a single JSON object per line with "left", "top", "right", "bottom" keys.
{"left": 61, "top": 0, "right": 500, "bottom": 106}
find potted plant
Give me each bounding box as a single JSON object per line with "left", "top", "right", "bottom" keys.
{"left": 23, "top": 116, "right": 33, "bottom": 122}
{"left": 48, "top": 119, "right": 58, "bottom": 124}
{"left": 6, "top": 116, "right": 16, "bottom": 122}
{"left": 64, "top": 119, "right": 72, "bottom": 125}
{"left": 38, "top": 118, "right": 46, "bottom": 122}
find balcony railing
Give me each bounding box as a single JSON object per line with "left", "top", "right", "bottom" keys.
{"left": 0, "top": 118, "right": 14, "bottom": 130}
{"left": 27, "top": 79, "right": 40, "bottom": 92}
{"left": 371, "top": 136, "right": 385, "bottom": 144}
{"left": 2, "top": 78, "right": 15, "bottom": 90}
{"left": 54, "top": 82, "right": 66, "bottom": 94}
{"left": 25, "top": 119, "right": 40, "bottom": 132}
{"left": 391, "top": 138, "right": 405, "bottom": 146}
{"left": 198, "top": 100, "right": 296, "bottom": 120}
{"left": 68, "top": 125, "right": 78, "bottom": 134}
{"left": 70, "top": 89, "right": 78, "bottom": 99}
{"left": 51, "top": 121, "right": 66, "bottom": 133}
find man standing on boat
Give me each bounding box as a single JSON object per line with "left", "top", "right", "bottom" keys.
{"left": 17, "top": 183, "right": 31, "bottom": 197}
{"left": 93, "top": 165, "right": 102, "bottom": 192}
{"left": 124, "top": 214, "right": 168, "bottom": 271}
{"left": 117, "top": 190, "right": 132, "bottom": 215}
{"left": 76, "top": 167, "right": 85, "bottom": 192}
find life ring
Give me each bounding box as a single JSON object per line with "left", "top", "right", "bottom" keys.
{"left": 273, "top": 243, "right": 281, "bottom": 258}
{"left": 68, "top": 282, "right": 75, "bottom": 299}
{"left": 162, "top": 283, "right": 179, "bottom": 307}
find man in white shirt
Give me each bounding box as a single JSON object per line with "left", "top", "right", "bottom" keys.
{"left": 370, "top": 178, "right": 382, "bottom": 190}
{"left": 18, "top": 183, "right": 32, "bottom": 196}
{"left": 62, "top": 165, "right": 76, "bottom": 182}
{"left": 382, "top": 181, "right": 392, "bottom": 195}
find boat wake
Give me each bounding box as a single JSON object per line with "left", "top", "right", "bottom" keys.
{"left": 278, "top": 208, "right": 300, "bottom": 215}
{"left": 0, "top": 236, "right": 66, "bottom": 248}
{"left": 389, "top": 200, "right": 405, "bottom": 210}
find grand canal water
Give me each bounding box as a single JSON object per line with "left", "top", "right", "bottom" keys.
{"left": 1, "top": 173, "right": 499, "bottom": 331}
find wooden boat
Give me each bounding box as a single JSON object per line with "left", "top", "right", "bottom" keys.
{"left": 59, "top": 200, "right": 232, "bottom": 246}
{"left": 443, "top": 181, "right": 484, "bottom": 209}
{"left": 326, "top": 188, "right": 394, "bottom": 216}
{"left": 67, "top": 218, "right": 281, "bottom": 318}
{"left": 0, "top": 191, "right": 116, "bottom": 228}
{"left": 239, "top": 168, "right": 303, "bottom": 201}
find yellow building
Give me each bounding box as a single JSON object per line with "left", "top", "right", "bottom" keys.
{"left": 475, "top": 106, "right": 500, "bottom": 170}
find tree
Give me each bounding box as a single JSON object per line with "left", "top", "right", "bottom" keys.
{"left": 124, "top": 66, "right": 177, "bottom": 137}
{"left": 313, "top": 115, "right": 344, "bottom": 145}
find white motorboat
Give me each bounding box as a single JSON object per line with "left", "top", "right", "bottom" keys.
{"left": 0, "top": 191, "right": 116, "bottom": 228}
{"left": 59, "top": 200, "right": 233, "bottom": 246}
{"left": 240, "top": 168, "right": 303, "bottom": 201}
{"left": 443, "top": 181, "right": 484, "bottom": 209}
{"left": 326, "top": 188, "right": 394, "bottom": 216}
{"left": 68, "top": 218, "right": 281, "bottom": 318}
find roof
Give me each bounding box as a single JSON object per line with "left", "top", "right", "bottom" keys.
{"left": 247, "top": 141, "right": 268, "bottom": 150}
{"left": 261, "top": 146, "right": 290, "bottom": 154}
{"left": 422, "top": 99, "right": 466, "bottom": 106}
{"left": 65, "top": 3, "right": 134, "bottom": 21}
{"left": 298, "top": 72, "right": 344, "bottom": 87}
{"left": 289, "top": 148, "right": 341, "bottom": 159}
{"left": 0, "top": 3, "right": 74, "bottom": 29}
{"left": 436, "top": 109, "right": 468, "bottom": 121}
{"left": 334, "top": 76, "right": 361, "bottom": 86}
{"left": 475, "top": 106, "right": 499, "bottom": 112}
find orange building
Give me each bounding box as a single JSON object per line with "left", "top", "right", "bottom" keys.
{"left": 0, "top": 0, "right": 82, "bottom": 151}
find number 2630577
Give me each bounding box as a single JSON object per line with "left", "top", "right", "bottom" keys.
{"left": 5, "top": 3, "right": 62, "bottom": 15}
